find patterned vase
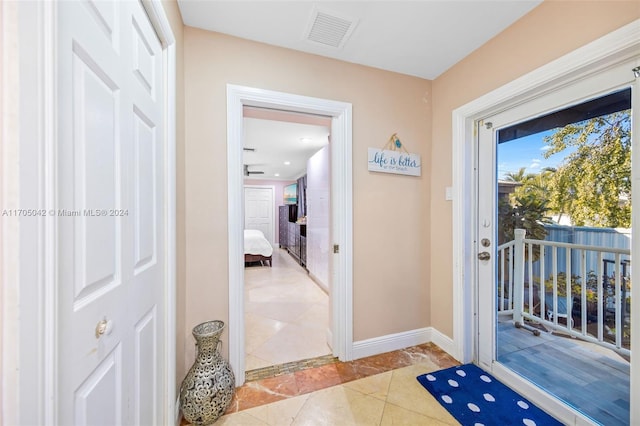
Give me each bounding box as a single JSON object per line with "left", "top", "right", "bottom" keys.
{"left": 180, "top": 321, "right": 235, "bottom": 425}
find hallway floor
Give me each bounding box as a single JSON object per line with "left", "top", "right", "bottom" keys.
{"left": 180, "top": 343, "right": 460, "bottom": 425}
{"left": 221, "top": 348, "right": 459, "bottom": 425}
{"left": 244, "top": 248, "right": 330, "bottom": 371}
{"left": 182, "top": 249, "right": 462, "bottom": 424}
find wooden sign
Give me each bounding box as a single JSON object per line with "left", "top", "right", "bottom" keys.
{"left": 367, "top": 133, "right": 421, "bottom": 176}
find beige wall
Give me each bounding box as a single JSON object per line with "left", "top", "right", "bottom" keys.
{"left": 159, "top": 0, "right": 186, "bottom": 389}
{"left": 429, "top": 1, "right": 640, "bottom": 337}
{"left": 183, "top": 27, "right": 432, "bottom": 369}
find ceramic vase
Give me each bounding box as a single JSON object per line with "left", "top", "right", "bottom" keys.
{"left": 180, "top": 320, "right": 235, "bottom": 425}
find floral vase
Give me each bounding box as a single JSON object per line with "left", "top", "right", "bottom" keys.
{"left": 180, "top": 320, "right": 235, "bottom": 425}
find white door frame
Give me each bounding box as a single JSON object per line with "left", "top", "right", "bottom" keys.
{"left": 227, "top": 85, "right": 353, "bottom": 386}
{"left": 1, "top": 1, "right": 176, "bottom": 423}
{"left": 452, "top": 20, "right": 639, "bottom": 424}
{"left": 243, "top": 184, "right": 276, "bottom": 246}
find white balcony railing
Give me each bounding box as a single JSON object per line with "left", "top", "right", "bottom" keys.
{"left": 498, "top": 229, "right": 631, "bottom": 357}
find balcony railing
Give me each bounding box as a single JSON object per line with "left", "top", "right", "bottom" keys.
{"left": 498, "top": 229, "right": 631, "bottom": 356}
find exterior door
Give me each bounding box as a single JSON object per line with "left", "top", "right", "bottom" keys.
{"left": 476, "top": 59, "right": 637, "bottom": 422}
{"left": 244, "top": 186, "right": 275, "bottom": 245}
{"left": 57, "top": 1, "right": 166, "bottom": 424}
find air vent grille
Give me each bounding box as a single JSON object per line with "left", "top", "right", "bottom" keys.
{"left": 306, "top": 9, "right": 357, "bottom": 49}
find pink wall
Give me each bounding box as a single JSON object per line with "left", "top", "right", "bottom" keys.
{"left": 184, "top": 26, "right": 431, "bottom": 358}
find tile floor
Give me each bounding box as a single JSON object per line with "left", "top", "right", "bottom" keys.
{"left": 244, "top": 248, "right": 331, "bottom": 371}
{"left": 182, "top": 249, "right": 463, "bottom": 425}
{"left": 181, "top": 343, "right": 460, "bottom": 425}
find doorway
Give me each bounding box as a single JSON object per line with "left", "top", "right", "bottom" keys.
{"left": 452, "top": 23, "right": 639, "bottom": 425}
{"left": 242, "top": 112, "right": 332, "bottom": 372}
{"left": 478, "top": 79, "right": 634, "bottom": 425}
{"left": 227, "top": 85, "right": 353, "bottom": 387}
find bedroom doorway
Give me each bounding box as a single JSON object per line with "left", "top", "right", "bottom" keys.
{"left": 242, "top": 112, "right": 332, "bottom": 373}
{"left": 227, "top": 85, "right": 353, "bottom": 387}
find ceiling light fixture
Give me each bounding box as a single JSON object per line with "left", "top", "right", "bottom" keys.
{"left": 274, "top": 173, "right": 280, "bottom": 177}
{"left": 284, "top": 161, "right": 291, "bottom": 165}
{"left": 300, "top": 138, "right": 311, "bottom": 143}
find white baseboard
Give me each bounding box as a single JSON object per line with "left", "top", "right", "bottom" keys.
{"left": 352, "top": 327, "right": 426, "bottom": 359}
{"left": 351, "top": 327, "right": 456, "bottom": 361}
{"left": 308, "top": 271, "right": 329, "bottom": 294}
{"left": 428, "top": 327, "right": 456, "bottom": 359}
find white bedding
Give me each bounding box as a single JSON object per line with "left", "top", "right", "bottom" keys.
{"left": 244, "top": 229, "right": 274, "bottom": 257}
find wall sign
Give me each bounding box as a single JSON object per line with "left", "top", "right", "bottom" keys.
{"left": 368, "top": 133, "right": 421, "bottom": 177}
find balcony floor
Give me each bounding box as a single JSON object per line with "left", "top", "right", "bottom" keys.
{"left": 497, "top": 316, "right": 630, "bottom": 425}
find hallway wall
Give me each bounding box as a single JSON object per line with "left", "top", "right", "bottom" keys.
{"left": 429, "top": 1, "right": 640, "bottom": 337}
{"left": 183, "top": 27, "right": 432, "bottom": 368}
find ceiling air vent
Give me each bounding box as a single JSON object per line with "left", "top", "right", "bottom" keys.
{"left": 305, "top": 8, "right": 358, "bottom": 49}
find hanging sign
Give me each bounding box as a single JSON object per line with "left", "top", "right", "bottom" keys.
{"left": 368, "top": 133, "right": 421, "bottom": 176}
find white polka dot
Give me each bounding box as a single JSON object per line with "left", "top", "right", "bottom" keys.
{"left": 480, "top": 375, "right": 492, "bottom": 383}
{"left": 447, "top": 379, "right": 459, "bottom": 387}
{"left": 518, "top": 400, "right": 530, "bottom": 410}
{"left": 523, "top": 419, "right": 536, "bottom": 426}
{"left": 441, "top": 395, "right": 453, "bottom": 404}
{"left": 467, "top": 403, "right": 481, "bottom": 412}
{"left": 426, "top": 374, "right": 436, "bottom": 382}
{"left": 483, "top": 393, "right": 495, "bottom": 402}
{"left": 456, "top": 370, "right": 467, "bottom": 377}
{"left": 474, "top": 424, "right": 485, "bottom": 426}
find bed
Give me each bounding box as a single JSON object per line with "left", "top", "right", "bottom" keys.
{"left": 244, "top": 229, "right": 273, "bottom": 267}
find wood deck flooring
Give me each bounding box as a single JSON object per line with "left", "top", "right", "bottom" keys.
{"left": 497, "top": 318, "right": 630, "bottom": 425}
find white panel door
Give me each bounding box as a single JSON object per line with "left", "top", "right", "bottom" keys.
{"left": 57, "top": 1, "right": 165, "bottom": 424}
{"left": 244, "top": 186, "right": 275, "bottom": 245}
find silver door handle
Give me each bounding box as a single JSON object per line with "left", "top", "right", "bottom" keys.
{"left": 478, "top": 251, "right": 491, "bottom": 261}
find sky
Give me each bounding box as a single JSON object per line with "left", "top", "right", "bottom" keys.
{"left": 497, "top": 129, "right": 570, "bottom": 180}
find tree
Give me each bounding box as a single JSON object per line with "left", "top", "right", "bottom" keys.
{"left": 498, "top": 192, "right": 553, "bottom": 253}
{"left": 543, "top": 110, "right": 631, "bottom": 228}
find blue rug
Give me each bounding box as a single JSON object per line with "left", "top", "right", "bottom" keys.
{"left": 417, "top": 364, "right": 563, "bottom": 426}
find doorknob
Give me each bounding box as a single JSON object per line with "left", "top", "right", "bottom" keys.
{"left": 95, "top": 318, "right": 113, "bottom": 339}
{"left": 478, "top": 251, "right": 491, "bottom": 261}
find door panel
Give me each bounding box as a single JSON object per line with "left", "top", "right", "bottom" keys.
{"left": 57, "top": 1, "right": 165, "bottom": 423}
{"left": 134, "top": 308, "right": 158, "bottom": 426}
{"left": 74, "top": 345, "right": 122, "bottom": 426}
{"left": 133, "top": 107, "right": 158, "bottom": 274}
{"left": 245, "top": 186, "right": 275, "bottom": 244}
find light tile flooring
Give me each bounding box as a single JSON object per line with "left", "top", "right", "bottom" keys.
{"left": 245, "top": 248, "right": 331, "bottom": 371}
{"left": 217, "top": 352, "right": 459, "bottom": 425}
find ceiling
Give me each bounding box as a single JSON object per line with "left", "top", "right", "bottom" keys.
{"left": 243, "top": 116, "right": 330, "bottom": 181}
{"left": 177, "top": 1, "right": 542, "bottom": 80}
{"left": 178, "top": 1, "right": 542, "bottom": 181}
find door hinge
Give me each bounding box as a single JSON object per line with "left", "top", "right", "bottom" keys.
{"left": 333, "top": 244, "right": 340, "bottom": 254}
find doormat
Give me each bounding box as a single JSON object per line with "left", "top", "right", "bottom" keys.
{"left": 417, "top": 364, "right": 563, "bottom": 426}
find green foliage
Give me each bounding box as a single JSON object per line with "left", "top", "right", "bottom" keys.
{"left": 504, "top": 167, "right": 554, "bottom": 206}
{"left": 543, "top": 110, "right": 631, "bottom": 227}
{"left": 498, "top": 193, "right": 552, "bottom": 246}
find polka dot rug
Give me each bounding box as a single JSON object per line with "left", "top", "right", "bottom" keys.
{"left": 416, "top": 364, "right": 563, "bottom": 426}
